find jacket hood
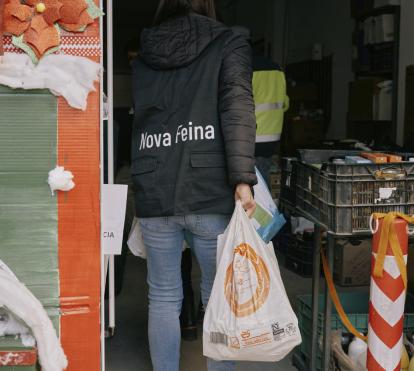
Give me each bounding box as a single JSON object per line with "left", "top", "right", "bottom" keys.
{"left": 140, "top": 14, "right": 230, "bottom": 70}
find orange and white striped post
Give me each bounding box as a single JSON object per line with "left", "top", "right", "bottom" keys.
{"left": 367, "top": 215, "right": 409, "bottom": 371}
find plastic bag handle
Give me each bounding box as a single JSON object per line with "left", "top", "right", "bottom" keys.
{"left": 235, "top": 199, "right": 248, "bottom": 215}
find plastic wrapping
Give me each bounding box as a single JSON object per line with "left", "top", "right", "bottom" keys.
{"left": 0, "top": 262, "right": 67, "bottom": 371}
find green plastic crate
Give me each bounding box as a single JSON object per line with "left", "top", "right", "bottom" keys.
{"left": 296, "top": 292, "right": 414, "bottom": 370}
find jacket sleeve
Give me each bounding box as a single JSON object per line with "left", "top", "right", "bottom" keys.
{"left": 218, "top": 33, "right": 258, "bottom": 187}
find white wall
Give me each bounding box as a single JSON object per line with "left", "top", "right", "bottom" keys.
{"left": 397, "top": 0, "right": 414, "bottom": 145}
{"left": 283, "top": 0, "right": 354, "bottom": 139}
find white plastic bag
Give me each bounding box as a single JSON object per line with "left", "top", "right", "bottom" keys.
{"left": 127, "top": 217, "right": 147, "bottom": 259}
{"left": 203, "top": 201, "right": 301, "bottom": 362}
{"left": 127, "top": 217, "right": 189, "bottom": 259}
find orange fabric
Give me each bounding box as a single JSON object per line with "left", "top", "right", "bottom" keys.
{"left": 58, "top": 88, "right": 101, "bottom": 371}
{"left": 371, "top": 215, "right": 410, "bottom": 255}
{"left": 321, "top": 248, "right": 367, "bottom": 341}
{"left": 372, "top": 213, "right": 411, "bottom": 288}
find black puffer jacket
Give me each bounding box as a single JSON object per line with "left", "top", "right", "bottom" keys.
{"left": 132, "top": 13, "right": 257, "bottom": 217}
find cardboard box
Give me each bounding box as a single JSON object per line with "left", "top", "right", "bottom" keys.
{"left": 348, "top": 79, "right": 382, "bottom": 121}
{"left": 361, "top": 152, "right": 401, "bottom": 163}
{"left": 361, "top": 152, "right": 388, "bottom": 163}
{"left": 334, "top": 239, "right": 371, "bottom": 287}
{"left": 382, "top": 153, "right": 402, "bottom": 162}
{"left": 345, "top": 156, "right": 372, "bottom": 164}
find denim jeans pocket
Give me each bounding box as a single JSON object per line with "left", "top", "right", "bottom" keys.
{"left": 139, "top": 217, "right": 169, "bottom": 231}
{"left": 195, "top": 214, "right": 230, "bottom": 238}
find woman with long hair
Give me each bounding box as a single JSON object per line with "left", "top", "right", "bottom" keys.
{"left": 131, "top": 0, "right": 257, "bottom": 369}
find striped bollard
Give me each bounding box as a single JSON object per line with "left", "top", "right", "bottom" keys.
{"left": 367, "top": 217, "right": 408, "bottom": 371}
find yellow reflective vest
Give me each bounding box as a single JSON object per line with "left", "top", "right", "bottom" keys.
{"left": 253, "top": 70, "right": 289, "bottom": 143}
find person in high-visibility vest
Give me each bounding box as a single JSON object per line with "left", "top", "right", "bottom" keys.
{"left": 253, "top": 55, "right": 289, "bottom": 186}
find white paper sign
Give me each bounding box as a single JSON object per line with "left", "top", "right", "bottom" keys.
{"left": 102, "top": 184, "right": 128, "bottom": 255}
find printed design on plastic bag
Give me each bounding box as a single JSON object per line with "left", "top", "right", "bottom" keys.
{"left": 271, "top": 322, "right": 297, "bottom": 342}
{"left": 224, "top": 243, "right": 270, "bottom": 317}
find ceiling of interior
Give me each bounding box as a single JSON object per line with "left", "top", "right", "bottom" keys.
{"left": 112, "top": 0, "right": 241, "bottom": 71}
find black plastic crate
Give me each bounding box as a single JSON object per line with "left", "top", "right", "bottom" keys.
{"left": 297, "top": 149, "right": 414, "bottom": 164}
{"left": 285, "top": 255, "right": 313, "bottom": 278}
{"left": 273, "top": 218, "right": 292, "bottom": 254}
{"left": 287, "top": 235, "right": 314, "bottom": 262}
{"left": 295, "top": 150, "right": 414, "bottom": 235}
{"left": 280, "top": 157, "right": 297, "bottom": 207}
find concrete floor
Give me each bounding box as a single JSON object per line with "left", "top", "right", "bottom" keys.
{"left": 105, "top": 254, "right": 314, "bottom": 371}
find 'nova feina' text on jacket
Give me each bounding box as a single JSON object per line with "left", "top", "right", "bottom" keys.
{"left": 138, "top": 122, "right": 216, "bottom": 150}
{"left": 131, "top": 13, "right": 257, "bottom": 217}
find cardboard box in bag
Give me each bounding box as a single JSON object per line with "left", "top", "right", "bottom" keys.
{"left": 334, "top": 239, "right": 371, "bottom": 286}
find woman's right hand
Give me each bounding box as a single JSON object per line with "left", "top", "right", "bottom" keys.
{"left": 235, "top": 183, "right": 256, "bottom": 217}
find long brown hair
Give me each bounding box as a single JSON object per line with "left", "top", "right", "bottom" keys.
{"left": 154, "top": 0, "right": 216, "bottom": 25}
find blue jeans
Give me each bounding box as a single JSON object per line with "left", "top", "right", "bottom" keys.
{"left": 139, "top": 215, "right": 235, "bottom": 371}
